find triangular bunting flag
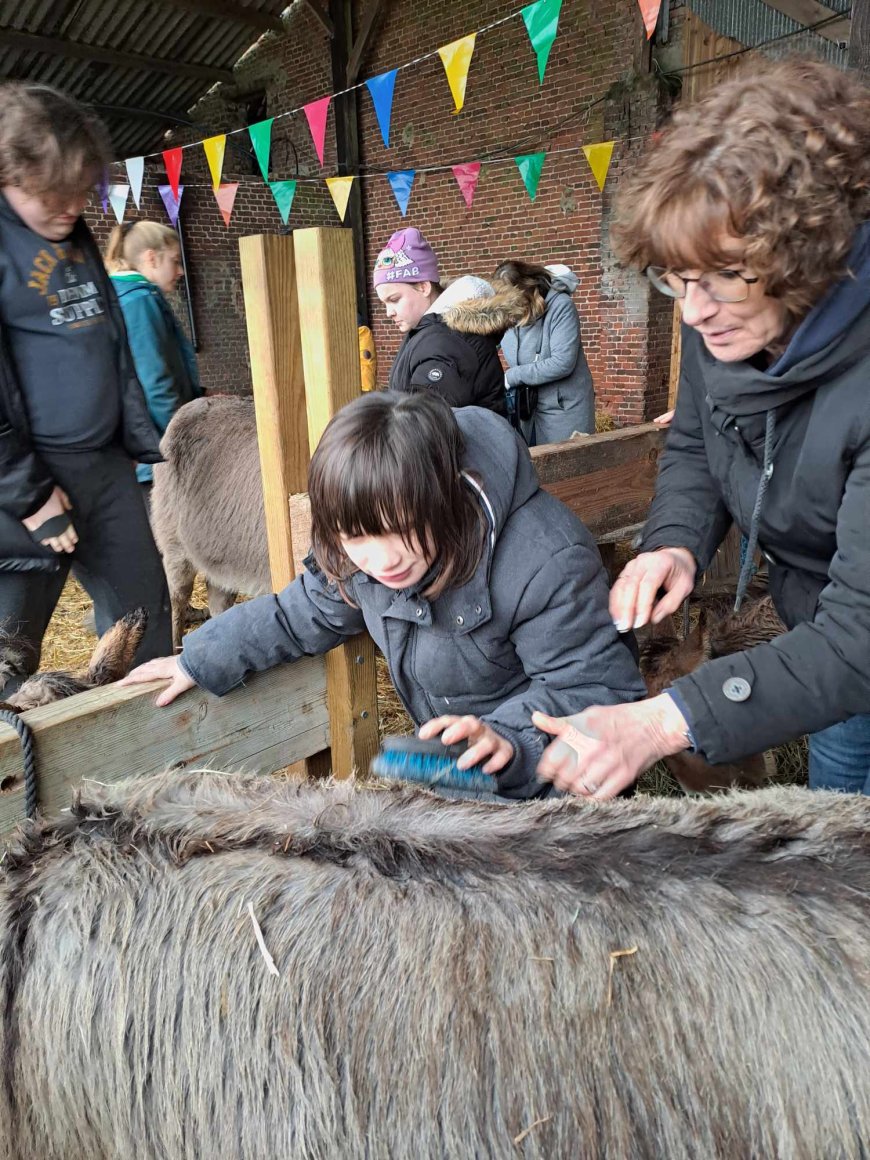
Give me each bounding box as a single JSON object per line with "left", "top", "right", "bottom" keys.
{"left": 326, "top": 176, "right": 354, "bottom": 221}
{"left": 214, "top": 182, "right": 239, "bottom": 227}
{"left": 438, "top": 34, "right": 476, "bottom": 114}
{"left": 637, "top": 0, "right": 661, "bottom": 38}
{"left": 158, "top": 184, "right": 184, "bottom": 227}
{"left": 125, "top": 157, "right": 144, "bottom": 208}
{"left": 162, "top": 147, "right": 183, "bottom": 199}
{"left": 98, "top": 170, "right": 109, "bottom": 215}
{"left": 249, "top": 118, "right": 274, "bottom": 182}
{"left": 582, "top": 141, "right": 615, "bottom": 191}
{"left": 269, "top": 179, "right": 297, "bottom": 224}
{"left": 203, "top": 135, "right": 226, "bottom": 192}
{"left": 304, "top": 96, "right": 332, "bottom": 166}
{"left": 108, "top": 184, "right": 129, "bottom": 224}
{"left": 386, "top": 170, "right": 415, "bottom": 217}
{"left": 452, "top": 162, "right": 481, "bottom": 209}
{"left": 522, "top": 0, "right": 563, "bottom": 84}
{"left": 366, "top": 69, "right": 398, "bottom": 149}
{"left": 515, "top": 152, "right": 546, "bottom": 201}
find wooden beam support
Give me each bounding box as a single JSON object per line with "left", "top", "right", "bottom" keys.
{"left": 849, "top": 0, "right": 870, "bottom": 70}
{"left": 300, "top": 0, "right": 334, "bottom": 37}
{"left": 149, "top": 0, "right": 285, "bottom": 31}
{"left": 0, "top": 662, "right": 328, "bottom": 836}
{"left": 0, "top": 28, "right": 234, "bottom": 81}
{"left": 292, "top": 227, "right": 379, "bottom": 779}
{"left": 346, "top": 0, "right": 386, "bottom": 83}
{"left": 758, "top": 0, "right": 850, "bottom": 44}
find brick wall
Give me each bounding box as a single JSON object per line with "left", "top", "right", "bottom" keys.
{"left": 88, "top": 0, "right": 671, "bottom": 423}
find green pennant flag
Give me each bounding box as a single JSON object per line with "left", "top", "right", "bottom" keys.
{"left": 269, "top": 179, "right": 297, "bottom": 224}
{"left": 515, "top": 152, "right": 546, "bottom": 200}
{"left": 249, "top": 118, "right": 274, "bottom": 183}
{"left": 522, "top": 0, "right": 563, "bottom": 84}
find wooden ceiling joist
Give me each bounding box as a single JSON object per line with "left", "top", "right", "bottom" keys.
{"left": 0, "top": 27, "right": 235, "bottom": 82}
{"left": 148, "top": 0, "right": 285, "bottom": 32}
{"left": 758, "top": 0, "right": 851, "bottom": 44}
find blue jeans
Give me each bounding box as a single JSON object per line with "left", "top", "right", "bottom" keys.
{"left": 808, "top": 714, "right": 870, "bottom": 794}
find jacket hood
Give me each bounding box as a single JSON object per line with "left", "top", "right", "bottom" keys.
{"left": 545, "top": 264, "right": 578, "bottom": 294}
{"left": 455, "top": 407, "right": 538, "bottom": 539}
{"left": 425, "top": 275, "right": 495, "bottom": 317}
{"left": 441, "top": 283, "right": 530, "bottom": 337}
{"left": 700, "top": 222, "right": 870, "bottom": 416}
{"left": 110, "top": 272, "right": 157, "bottom": 301}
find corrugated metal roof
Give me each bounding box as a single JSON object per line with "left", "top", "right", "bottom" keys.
{"left": 0, "top": 0, "right": 290, "bottom": 157}
{"left": 684, "top": 0, "right": 850, "bottom": 66}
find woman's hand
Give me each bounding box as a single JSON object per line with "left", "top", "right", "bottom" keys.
{"left": 533, "top": 695, "right": 690, "bottom": 799}
{"left": 419, "top": 714, "right": 515, "bottom": 774}
{"left": 653, "top": 409, "right": 675, "bottom": 427}
{"left": 609, "top": 547, "right": 696, "bottom": 631}
{"left": 22, "top": 486, "right": 77, "bottom": 554}
{"left": 119, "top": 655, "right": 197, "bottom": 707}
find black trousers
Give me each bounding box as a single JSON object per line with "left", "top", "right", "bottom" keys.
{"left": 0, "top": 445, "right": 171, "bottom": 694}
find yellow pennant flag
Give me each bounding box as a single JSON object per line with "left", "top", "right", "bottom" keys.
{"left": 582, "top": 141, "right": 615, "bottom": 192}
{"left": 203, "top": 135, "right": 226, "bottom": 192}
{"left": 326, "top": 176, "right": 355, "bottom": 221}
{"left": 438, "top": 34, "right": 476, "bottom": 114}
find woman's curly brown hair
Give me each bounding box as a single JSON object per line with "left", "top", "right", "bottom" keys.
{"left": 611, "top": 57, "right": 870, "bottom": 321}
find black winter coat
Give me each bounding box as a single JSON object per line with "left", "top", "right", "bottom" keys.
{"left": 388, "top": 312, "right": 506, "bottom": 416}
{"left": 641, "top": 313, "right": 870, "bottom": 764}
{"left": 0, "top": 216, "right": 161, "bottom": 565}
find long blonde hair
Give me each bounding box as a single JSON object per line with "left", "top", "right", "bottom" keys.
{"left": 105, "top": 220, "right": 179, "bottom": 273}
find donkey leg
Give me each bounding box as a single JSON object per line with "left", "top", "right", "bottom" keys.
{"left": 205, "top": 582, "right": 237, "bottom": 620}
{"left": 164, "top": 555, "right": 197, "bottom": 652}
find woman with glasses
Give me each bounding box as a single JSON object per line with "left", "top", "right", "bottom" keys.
{"left": 533, "top": 57, "right": 870, "bottom": 799}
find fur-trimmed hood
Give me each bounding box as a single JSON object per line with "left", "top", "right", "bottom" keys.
{"left": 441, "top": 284, "right": 530, "bottom": 338}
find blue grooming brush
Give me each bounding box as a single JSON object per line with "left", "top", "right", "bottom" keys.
{"left": 369, "top": 735, "right": 495, "bottom": 798}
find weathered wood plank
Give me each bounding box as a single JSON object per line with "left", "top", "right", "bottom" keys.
{"left": 531, "top": 425, "right": 664, "bottom": 536}
{"left": 0, "top": 659, "right": 328, "bottom": 835}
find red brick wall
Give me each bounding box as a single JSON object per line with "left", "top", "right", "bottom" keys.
{"left": 89, "top": 0, "right": 669, "bottom": 422}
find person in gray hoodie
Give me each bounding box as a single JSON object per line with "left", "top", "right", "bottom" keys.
{"left": 122, "top": 390, "right": 645, "bottom": 801}
{"left": 534, "top": 58, "right": 870, "bottom": 799}
{"left": 495, "top": 260, "right": 595, "bottom": 444}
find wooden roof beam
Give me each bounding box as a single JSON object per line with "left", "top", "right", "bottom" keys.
{"left": 148, "top": 0, "right": 285, "bottom": 32}
{"left": 0, "top": 28, "right": 235, "bottom": 82}
{"left": 758, "top": 0, "right": 850, "bottom": 45}
{"left": 346, "top": 0, "right": 386, "bottom": 83}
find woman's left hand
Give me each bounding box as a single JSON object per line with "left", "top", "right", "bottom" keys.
{"left": 418, "top": 714, "right": 515, "bottom": 774}
{"left": 532, "top": 695, "right": 690, "bottom": 799}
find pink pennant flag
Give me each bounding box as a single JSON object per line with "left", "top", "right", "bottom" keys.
{"left": 637, "top": 0, "right": 661, "bottom": 38}
{"left": 452, "top": 162, "right": 481, "bottom": 209}
{"left": 303, "top": 96, "right": 332, "bottom": 166}
{"left": 162, "top": 147, "right": 183, "bottom": 199}
{"left": 214, "top": 182, "right": 239, "bottom": 227}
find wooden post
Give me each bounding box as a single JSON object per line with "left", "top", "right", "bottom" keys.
{"left": 850, "top": 0, "right": 870, "bottom": 72}
{"left": 292, "top": 227, "right": 379, "bottom": 778}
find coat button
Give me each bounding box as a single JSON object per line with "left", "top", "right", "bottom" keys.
{"left": 722, "top": 677, "right": 751, "bottom": 702}
{"left": 474, "top": 604, "right": 482, "bottom": 615}
{"left": 456, "top": 615, "right": 464, "bottom": 626}
{"left": 415, "top": 607, "right": 423, "bottom": 617}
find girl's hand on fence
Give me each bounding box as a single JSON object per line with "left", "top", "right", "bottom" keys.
{"left": 419, "top": 714, "right": 514, "bottom": 774}
{"left": 532, "top": 695, "right": 690, "bottom": 799}
{"left": 609, "top": 547, "right": 696, "bottom": 631}
{"left": 119, "top": 656, "right": 197, "bottom": 707}
{"left": 653, "top": 409, "right": 675, "bottom": 427}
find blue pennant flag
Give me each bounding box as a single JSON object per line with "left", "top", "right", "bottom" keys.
{"left": 366, "top": 69, "right": 398, "bottom": 149}
{"left": 387, "top": 170, "right": 415, "bottom": 217}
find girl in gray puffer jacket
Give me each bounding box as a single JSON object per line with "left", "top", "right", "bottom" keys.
{"left": 122, "top": 391, "right": 644, "bottom": 800}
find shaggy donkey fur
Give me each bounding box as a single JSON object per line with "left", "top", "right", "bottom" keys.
{"left": 0, "top": 608, "right": 148, "bottom": 711}
{"left": 0, "top": 771, "right": 868, "bottom": 1159}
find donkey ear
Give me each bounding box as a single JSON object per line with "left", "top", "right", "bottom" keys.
{"left": 86, "top": 608, "right": 149, "bottom": 686}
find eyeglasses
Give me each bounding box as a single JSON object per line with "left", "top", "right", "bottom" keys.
{"left": 646, "top": 266, "right": 759, "bottom": 303}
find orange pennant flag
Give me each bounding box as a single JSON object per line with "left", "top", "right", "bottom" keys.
{"left": 637, "top": 0, "right": 661, "bottom": 38}
{"left": 438, "top": 34, "right": 476, "bottom": 114}
{"left": 203, "top": 135, "right": 226, "bottom": 192}
{"left": 214, "top": 182, "right": 239, "bottom": 226}
{"left": 326, "top": 176, "right": 354, "bottom": 221}
{"left": 582, "top": 141, "right": 615, "bottom": 191}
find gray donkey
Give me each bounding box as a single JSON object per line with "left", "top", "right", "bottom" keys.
{"left": 150, "top": 395, "right": 271, "bottom": 648}
{"left": 0, "top": 770, "right": 868, "bottom": 1159}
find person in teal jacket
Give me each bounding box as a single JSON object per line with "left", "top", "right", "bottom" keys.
{"left": 105, "top": 220, "right": 201, "bottom": 488}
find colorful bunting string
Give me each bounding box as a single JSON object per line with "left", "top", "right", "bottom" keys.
{"left": 515, "top": 151, "right": 546, "bottom": 200}
{"left": 386, "top": 170, "right": 415, "bottom": 216}
{"left": 125, "top": 157, "right": 144, "bottom": 209}
{"left": 522, "top": 0, "right": 562, "bottom": 84}
{"left": 158, "top": 184, "right": 184, "bottom": 227}
{"left": 108, "top": 184, "right": 129, "bottom": 224}
{"left": 326, "top": 175, "right": 355, "bottom": 221}
{"left": 304, "top": 96, "right": 332, "bottom": 166}
{"left": 438, "top": 34, "right": 476, "bottom": 114}
{"left": 366, "top": 70, "right": 398, "bottom": 148}
{"left": 249, "top": 119, "right": 273, "bottom": 181}
{"left": 162, "top": 148, "right": 183, "bottom": 199}
{"left": 214, "top": 182, "right": 239, "bottom": 226}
